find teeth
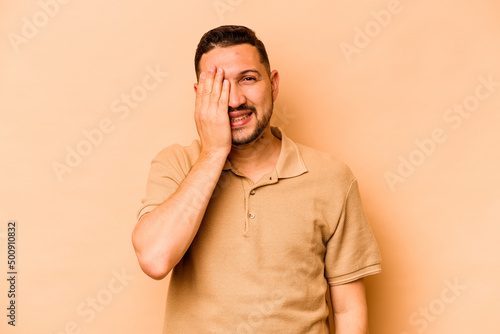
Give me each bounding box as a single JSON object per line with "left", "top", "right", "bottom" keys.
{"left": 231, "top": 113, "right": 251, "bottom": 122}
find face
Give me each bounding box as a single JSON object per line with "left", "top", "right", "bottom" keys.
{"left": 197, "top": 44, "right": 279, "bottom": 145}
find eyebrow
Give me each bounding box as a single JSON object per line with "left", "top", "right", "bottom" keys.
{"left": 237, "top": 69, "right": 262, "bottom": 77}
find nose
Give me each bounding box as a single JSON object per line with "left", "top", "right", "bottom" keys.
{"left": 228, "top": 83, "right": 246, "bottom": 109}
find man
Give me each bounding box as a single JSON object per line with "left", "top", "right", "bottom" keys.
{"left": 132, "top": 25, "right": 381, "bottom": 333}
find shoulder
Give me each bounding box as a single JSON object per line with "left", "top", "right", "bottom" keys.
{"left": 296, "top": 143, "right": 356, "bottom": 187}
{"left": 152, "top": 140, "right": 201, "bottom": 172}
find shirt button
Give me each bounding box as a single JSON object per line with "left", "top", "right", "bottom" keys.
{"left": 250, "top": 190, "right": 256, "bottom": 195}
{"left": 248, "top": 212, "right": 255, "bottom": 219}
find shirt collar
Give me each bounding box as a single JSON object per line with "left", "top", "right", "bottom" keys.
{"left": 223, "top": 127, "right": 308, "bottom": 179}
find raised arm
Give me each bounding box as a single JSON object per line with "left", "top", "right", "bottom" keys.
{"left": 330, "top": 278, "right": 369, "bottom": 334}
{"left": 132, "top": 65, "right": 231, "bottom": 280}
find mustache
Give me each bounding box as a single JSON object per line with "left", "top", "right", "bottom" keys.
{"left": 228, "top": 104, "right": 256, "bottom": 113}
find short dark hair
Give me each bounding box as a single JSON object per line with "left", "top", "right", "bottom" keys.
{"left": 194, "top": 25, "right": 271, "bottom": 79}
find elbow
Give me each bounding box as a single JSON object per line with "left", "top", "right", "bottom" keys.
{"left": 139, "top": 260, "right": 171, "bottom": 280}
{"left": 132, "top": 231, "right": 172, "bottom": 280}
{"left": 134, "top": 247, "right": 173, "bottom": 280}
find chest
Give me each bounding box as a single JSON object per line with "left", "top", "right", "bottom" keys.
{"left": 193, "top": 173, "right": 343, "bottom": 268}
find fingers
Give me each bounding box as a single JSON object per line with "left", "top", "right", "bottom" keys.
{"left": 195, "top": 71, "right": 206, "bottom": 110}
{"left": 218, "top": 79, "right": 230, "bottom": 114}
{"left": 193, "top": 65, "right": 232, "bottom": 155}
{"left": 201, "top": 65, "right": 216, "bottom": 107}
{"left": 197, "top": 65, "right": 227, "bottom": 114}
{"left": 210, "top": 68, "right": 224, "bottom": 107}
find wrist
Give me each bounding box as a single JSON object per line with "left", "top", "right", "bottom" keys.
{"left": 198, "top": 148, "right": 229, "bottom": 166}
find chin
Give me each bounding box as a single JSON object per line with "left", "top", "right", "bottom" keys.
{"left": 231, "top": 112, "right": 271, "bottom": 146}
{"left": 231, "top": 128, "right": 259, "bottom": 146}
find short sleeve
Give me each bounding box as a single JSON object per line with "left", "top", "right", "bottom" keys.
{"left": 324, "top": 179, "right": 382, "bottom": 285}
{"left": 136, "top": 144, "right": 192, "bottom": 220}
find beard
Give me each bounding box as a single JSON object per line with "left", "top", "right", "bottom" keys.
{"left": 230, "top": 100, "right": 273, "bottom": 146}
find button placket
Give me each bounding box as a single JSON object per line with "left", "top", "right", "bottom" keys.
{"left": 241, "top": 180, "right": 258, "bottom": 234}
{"left": 248, "top": 188, "right": 256, "bottom": 221}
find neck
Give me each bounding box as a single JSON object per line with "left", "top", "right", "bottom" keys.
{"left": 228, "top": 126, "right": 282, "bottom": 183}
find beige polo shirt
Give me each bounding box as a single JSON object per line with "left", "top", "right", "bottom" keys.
{"left": 138, "top": 127, "right": 381, "bottom": 334}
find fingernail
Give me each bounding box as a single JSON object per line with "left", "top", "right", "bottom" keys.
{"left": 217, "top": 68, "right": 222, "bottom": 75}
{"left": 200, "top": 72, "right": 206, "bottom": 79}
{"left": 223, "top": 79, "right": 229, "bottom": 87}
{"left": 208, "top": 64, "right": 215, "bottom": 72}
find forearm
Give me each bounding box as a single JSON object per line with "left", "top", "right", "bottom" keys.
{"left": 333, "top": 307, "right": 368, "bottom": 334}
{"left": 133, "top": 64, "right": 231, "bottom": 280}
{"left": 330, "top": 279, "right": 369, "bottom": 334}
{"left": 132, "top": 151, "right": 226, "bottom": 279}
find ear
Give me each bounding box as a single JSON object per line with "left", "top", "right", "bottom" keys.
{"left": 194, "top": 82, "right": 198, "bottom": 94}
{"left": 270, "top": 70, "right": 280, "bottom": 102}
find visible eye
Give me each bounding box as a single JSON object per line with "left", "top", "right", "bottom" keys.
{"left": 241, "top": 76, "right": 256, "bottom": 82}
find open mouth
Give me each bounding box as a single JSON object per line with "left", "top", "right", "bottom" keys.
{"left": 230, "top": 112, "right": 252, "bottom": 122}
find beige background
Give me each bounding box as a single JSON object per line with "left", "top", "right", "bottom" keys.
{"left": 1, "top": 0, "right": 499, "bottom": 333}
